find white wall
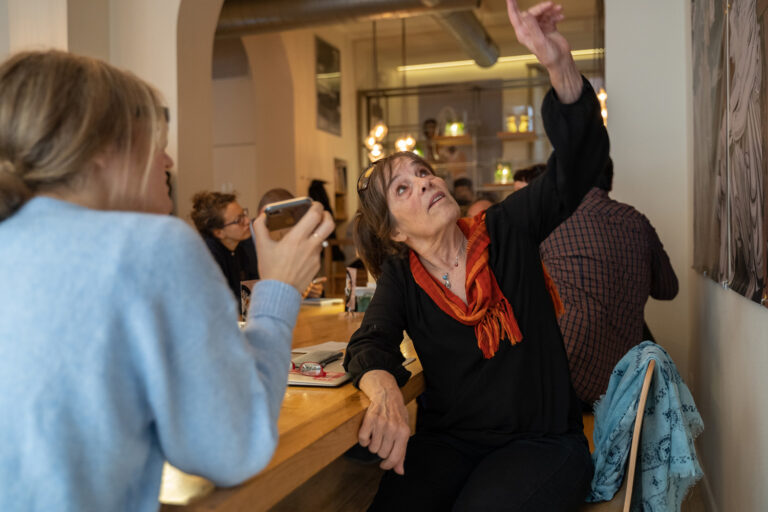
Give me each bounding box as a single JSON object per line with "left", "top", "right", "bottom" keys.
{"left": 240, "top": 32, "right": 297, "bottom": 200}
{"left": 0, "top": 0, "right": 9, "bottom": 58}
{"left": 692, "top": 276, "right": 768, "bottom": 510}
{"left": 67, "top": 0, "right": 109, "bottom": 61}
{"left": 211, "top": 76, "right": 259, "bottom": 211}
{"left": 176, "top": 0, "right": 225, "bottom": 219}
{"left": 238, "top": 27, "right": 359, "bottom": 233}
{"left": 605, "top": 0, "right": 692, "bottom": 377}
{"left": 607, "top": 1, "right": 768, "bottom": 511}
{"left": 281, "top": 28, "right": 359, "bottom": 217}
{"left": 6, "top": 0, "right": 67, "bottom": 52}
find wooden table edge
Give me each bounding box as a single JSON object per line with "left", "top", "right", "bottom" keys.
{"left": 161, "top": 368, "right": 425, "bottom": 512}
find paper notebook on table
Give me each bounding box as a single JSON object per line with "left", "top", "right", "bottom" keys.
{"left": 288, "top": 357, "right": 351, "bottom": 387}
{"left": 288, "top": 342, "right": 416, "bottom": 388}
{"left": 302, "top": 297, "right": 344, "bottom": 306}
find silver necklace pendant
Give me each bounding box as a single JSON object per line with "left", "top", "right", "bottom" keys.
{"left": 442, "top": 273, "right": 451, "bottom": 289}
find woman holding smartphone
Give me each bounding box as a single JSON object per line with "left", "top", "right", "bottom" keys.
{"left": 0, "top": 50, "right": 334, "bottom": 511}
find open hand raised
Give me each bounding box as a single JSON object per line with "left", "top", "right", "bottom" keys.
{"left": 506, "top": 0, "right": 570, "bottom": 69}
{"left": 506, "top": 0, "right": 581, "bottom": 103}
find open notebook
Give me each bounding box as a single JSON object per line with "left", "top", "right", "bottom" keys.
{"left": 288, "top": 341, "right": 415, "bottom": 387}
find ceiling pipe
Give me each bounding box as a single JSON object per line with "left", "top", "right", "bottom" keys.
{"left": 216, "top": 0, "right": 498, "bottom": 67}
{"left": 431, "top": 10, "right": 499, "bottom": 67}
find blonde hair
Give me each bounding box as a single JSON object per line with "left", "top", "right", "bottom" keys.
{"left": 0, "top": 50, "right": 165, "bottom": 221}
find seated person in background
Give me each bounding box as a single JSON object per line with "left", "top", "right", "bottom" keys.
{"left": 191, "top": 191, "right": 258, "bottom": 302}
{"left": 258, "top": 187, "right": 324, "bottom": 298}
{"left": 257, "top": 187, "right": 293, "bottom": 214}
{"left": 512, "top": 162, "right": 547, "bottom": 191}
{"left": 540, "top": 161, "right": 678, "bottom": 408}
{"left": 452, "top": 177, "right": 475, "bottom": 216}
{"left": 0, "top": 49, "right": 334, "bottom": 511}
{"left": 343, "top": 1, "right": 607, "bottom": 508}
{"left": 420, "top": 118, "right": 439, "bottom": 162}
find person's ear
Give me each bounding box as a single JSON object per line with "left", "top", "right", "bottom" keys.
{"left": 211, "top": 227, "right": 225, "bottom": 240}
{"left": 390, "top": 228, "right": 407, "bottom": 243}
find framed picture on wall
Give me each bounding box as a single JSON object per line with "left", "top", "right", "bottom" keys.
{"left": 334, "top": 158, "right": 347, "bottom": 194}
{"left": 316, "top": 37, "right": 341, "bottom": 136}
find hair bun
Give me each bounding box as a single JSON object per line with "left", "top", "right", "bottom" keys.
{"left": 0, "top": 159, "right": 32, "bottom": 221}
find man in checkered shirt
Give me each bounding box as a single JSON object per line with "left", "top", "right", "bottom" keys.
{"left": 539, "top": 161, "right": 678, "bottom": 408}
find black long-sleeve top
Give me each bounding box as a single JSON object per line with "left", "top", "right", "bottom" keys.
{"left": 344, "top": 78, "right": 610, "bottom": 445}
{"left": 203, "top": 235, "right": 259, "bottom": 302}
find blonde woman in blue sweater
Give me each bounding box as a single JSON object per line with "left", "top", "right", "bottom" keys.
{"left": 0, "top": 51, "right": 334, "bottom": 511}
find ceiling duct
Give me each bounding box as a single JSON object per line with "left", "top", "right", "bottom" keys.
{"left": 216, "top": 0, "right": 498, "bottom": 67}
{"left": 431, "top": 10, "right": 498, "bottom": 67}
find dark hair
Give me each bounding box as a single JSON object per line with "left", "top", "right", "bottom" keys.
{"left": 595, "top": 158, "right": 614, "bottom": 192}
{"left": 354, "top": 151, "right": 435, "bottom": 279}
{"left": 190, "top": 191, "right": 236, "bottom": 237}
{"left": 513, "top": 163, "right": 546, "bottom": 184}
{"left": 453, "top": 177, "right": 473, "bottom": 190}
{"left": 257, "top": 188, "right": 294, "bottom": 213}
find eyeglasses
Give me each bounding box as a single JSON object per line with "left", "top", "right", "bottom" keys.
{"left": 357, "top": 163, "right": 377, "bottom": 193}
{"left": 221, "top": 208, "right": 249, "bottom": 228}
{"left": 290, "top": 350, "right": 342, "bottom": 377}
{"left": 291, "top": 361, "right": 328, "bottom": 377}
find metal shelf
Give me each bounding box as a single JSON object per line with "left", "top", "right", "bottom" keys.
{"left": 496, "top": 131, "right": 538, "bottom": 142}
{"left": 432, "top": 135, "right": 473, "bottom": 147}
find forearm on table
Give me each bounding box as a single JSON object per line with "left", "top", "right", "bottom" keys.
{"left": 359, "top": 369, "right": 404, "bottom": 403}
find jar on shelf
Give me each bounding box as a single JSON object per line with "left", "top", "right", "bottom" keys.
{"left": 508, "top": 105, "right": 534, "bottom": 133}
{"left": 506, "top": 115, "right": 517, "bottom": 133}
{"left": 445, "top": 121, "right": 464, "bottom": 136}
{"left": 495, "top": 162, "right": 512, "bottom": 184}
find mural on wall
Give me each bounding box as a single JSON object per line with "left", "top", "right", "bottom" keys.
{"left": 692, "top": 0, "right": 768, "bottom": 306}
{"left": 729, "top": 0, "right": 765, "bottom": 303}
{"left": 316, "top": 37, "right": 341, "bottom": 136}
{"left": 692, "top": 0, "right": 728, "bottom": 284}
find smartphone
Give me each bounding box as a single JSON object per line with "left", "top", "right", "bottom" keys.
{"left": 264, "top": 197, "right": 312, "bottom": 231}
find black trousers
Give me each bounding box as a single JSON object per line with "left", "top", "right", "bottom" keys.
{"left": 368, "top": 430, "right": 593, "bottom": 512}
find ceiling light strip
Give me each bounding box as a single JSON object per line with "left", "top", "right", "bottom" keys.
{"left": 397, "top": 48, "right": 604, "bottom": 72}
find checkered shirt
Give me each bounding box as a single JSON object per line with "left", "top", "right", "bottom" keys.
{"left": 540, "top": 188, "right": 678, "bottom": 405}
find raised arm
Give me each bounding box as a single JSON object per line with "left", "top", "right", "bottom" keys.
{"left": 491, "top": 1, "right": 610, "bottom": 243}
{"left": 146, "top": 204, "right": 334, "bottom": 486}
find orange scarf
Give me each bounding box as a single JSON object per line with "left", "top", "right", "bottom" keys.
{"left": 409, "top": 213, "right": 563, "bottom": 358}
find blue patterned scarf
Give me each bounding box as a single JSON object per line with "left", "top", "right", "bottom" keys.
{"left": 587, "top": 341, "right": 704, "bottom": 511}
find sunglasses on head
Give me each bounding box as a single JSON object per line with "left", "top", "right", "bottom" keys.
{"left": 357, "top": 163, "right": 377, "bottom": 193}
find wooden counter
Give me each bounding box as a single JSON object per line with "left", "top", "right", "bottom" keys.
{"left": 160, "top": 305, "right": 424, "bottom": 511}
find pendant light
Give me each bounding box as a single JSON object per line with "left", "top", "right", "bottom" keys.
{"left": 367, "top": 21, "right": 387, "bottom": 161}
{"left": 394, "top": 18, "right": 416, "bottom": 153}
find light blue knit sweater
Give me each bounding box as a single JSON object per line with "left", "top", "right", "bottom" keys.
{"left": 0, "top": 197, "right": 298, "bottom": 511}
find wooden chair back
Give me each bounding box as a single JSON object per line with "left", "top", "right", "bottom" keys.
{"left": 580, "top": 359, "right": 656, "bottom": 512}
